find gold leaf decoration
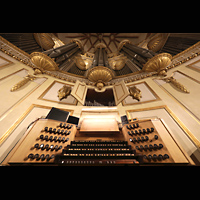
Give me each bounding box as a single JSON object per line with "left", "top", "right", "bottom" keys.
{"left": 10, "top": 75, "right": 36, "bottom": 92}
{"left": 30, "top": 52, "right": 59, "bottom": 71}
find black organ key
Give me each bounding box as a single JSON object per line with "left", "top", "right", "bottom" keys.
{"left": 49, "top": 127, "right": 53, "bottom": 133}
{"left": 153, "top": 154, "right": 157, "bottom": 160}
{"left": 65, "top": 138, "right": 69, "bottom": 142}
{"left": 154, "top": 135, "right": 158, "bottom": 140}
{"left": 158, "top": 154, "right": 163, "bottom": 160}
{"left": 61, "top": 130, "right": 64, "bottom": 135}
{"left": 67, "top": 131, "right": 71, "bottom": 135}
{"left": 57, "top": 137, "right": 62, "bottom": 142}
{"left": 44, "top": 135, "right": 49, "bottom": 141}
{"left": 141, "top": 136, "right": 145, "bottom": 141}
{"left": 28, "top": 153, "right": 34, "bottom": 159}
{"left": 53, "top": 136, "right": 57, "bottom": 141}
{"left": 53, "top": 128, "right": 56, "bottom": 134}
{"left": 153, "top": 144, "right": 158, "bottom": 150}
{"left": 35, "top": 154, "right": 40, "bottom": 160}
{"left": 34, "top": 143, "right": 39, "bottom": 149}
{"left": 68, "top": 125, "right": 73, "bottom": 129}
{"left": 131, "top": 131, "right": 134, "bottom": 135}
{"left": 127, "top": 131, "right": 132, "bottom": 136}
{"left": 45, "top": 144, "right": 49, "bottom": 150}
{"left": 64, "top": 130, "right": 68, "bottom": 135}
{"left": 54, "top": 145, "right": 59, "bottom": 151}
{"left": 149, "top": 144, "right": 153, "bottom": 150}
{"left": 164, "top": 154, "right": 169, "bottom": 159}
{"left": 144, "top": 145, "right": 148, "bottom": 150}
{"left": 133, "top": 138, "right": 137, "bottom": 143}
{"left": 40, "top": 135, "right": 44, "bottom": 140}
{"left": 57, "top": 129, "right": 61, "bottom": 134}
{"left": 147, "top": 155, "right": 152, "bottom": 160}
{"left": 49, "top": 136, "right": 53, "bottom": 141}
{"left": 40, "top": 154, "right": 45, "bottom": 160}
{"left": 45, "top": 154, "right": 50, "bottom": 161}
{"left": 150, "top": 127, "right": 154, "bottom": 132}
{"left": 44, "top": 127, "right": 48, "bottom": 132}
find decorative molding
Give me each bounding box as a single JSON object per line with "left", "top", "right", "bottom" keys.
{"left": 0, "top": 55, "right": 13, "bottom": 68}
{"left": 0, "top": 36, "right": 33, "bottom": 67}
{"left": 162, "top": 75, "right": 190, "bottom": 93}
{"left": 10, "top": 74, "right": 37, "bottom": 92}
{"left": 169, "top": 41, "right": 200, "bottom": 70}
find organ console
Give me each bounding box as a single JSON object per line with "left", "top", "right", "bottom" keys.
{"left": 4, "top": 116, "right": 193, "bottom": 166}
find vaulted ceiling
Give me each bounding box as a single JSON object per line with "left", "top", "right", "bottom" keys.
{"left": 1, "top": 33, "right": 200, "bottom": 57}
{"left": 56, "top": 33, "right": 148, "bottom": 54}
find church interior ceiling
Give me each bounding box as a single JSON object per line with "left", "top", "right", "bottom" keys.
{"left": 1, "top": 33, "right": 200, "bottom": 90}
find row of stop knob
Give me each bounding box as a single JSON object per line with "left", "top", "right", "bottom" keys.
{"left": 143, "top": 154, "right": 169, "bottom": 161}
{"left": 135, "top": 143, "right": 163, "bottom": 151}
{"left": 127, "top": 127, "right": 154, "bottom": 136}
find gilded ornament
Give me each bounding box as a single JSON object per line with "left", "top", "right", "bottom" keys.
{"left": 10, "top": 74, "right": 36, "bottom": 92}
{"left": 129, "top": 86, "right": 142, "bottom": 101}
{"left": 94, "top": 43, "right": 107, "bottom": 52}
{"left": 75, "top": 55, "right": 91, "bottom": 70}
{"left": 147, "top": 33, "right": 169, "bottom": 52}
{"left": 109, "top": 59, "right": 126, "bottom": 71}
{"left": 143, "top": 53, "right": 172, "bottom": 76}
{"left": 33, "top": 33, "right": 55, "bottom": 50}
{"left": 163, "top": 76, "right": 190, "bottom": 93}
{"left": 30, "top": 52, "right": 59, "bottom": 71}
{"left": 118, "top": 39, "right": 131, "bottom": 51}
{"left": 86, "top": 66, "right": 114, "bottom": 90}
{"left": 34, "top": 68, "right": 43, "bottom": 75}
{"left": 57, "top": 85, "right": 72, "bottom": 101}
{"left": 70, "top": 39, "right": 84, "bottom": 52}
